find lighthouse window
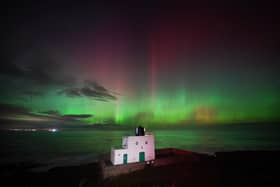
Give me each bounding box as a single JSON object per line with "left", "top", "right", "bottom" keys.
{"left": 145, "top": 141, "right": 148, "bottom": 144}
{"left": 136, "top": 141, "right": 138, "bottom": 145}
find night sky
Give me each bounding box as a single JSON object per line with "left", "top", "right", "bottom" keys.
{"left": 1, "top": 2, "right": 280, "bottom": 127}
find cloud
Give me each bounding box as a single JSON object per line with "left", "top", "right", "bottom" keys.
{"left": 0, "top": 103, "right": 29, "bottom": 116}
{"left": 39, "top": 110, "right": 61, "bottom": 118}
{"left": 0, "top": 62, "right": 26, "bottom": 78}
{"left": 58, "top": 88, "right": 81, "bottom": 97}
{"left": 39, "top": 110, "right": 92, "bottom": 121}
{"left": 80, "top": 87, "right": 116, "bottom": 100}
{"left": 0, "top": 50, "right": 117, "bottom": 102}
{"left": 0, "top": 103, "right": 92, "bottom": 125}
{"left": 0, "top": 51, "right": 75, "bottom": 86}
{"left": 62, "top": 114, "right": 92, "bottom": 120}
{"left": 41, "top": 110, "right": 61, "bottom": 116}
{"left": 59, "top": 80, "right": 117, "bottom": 102}
{"left": 85, "top": 80, "right": 108, "bottom": 92}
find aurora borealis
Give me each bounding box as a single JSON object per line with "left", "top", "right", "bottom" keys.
{"left": 1, "top": 3, "right": 280, "bottom": 127}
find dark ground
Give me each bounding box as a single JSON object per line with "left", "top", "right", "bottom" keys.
{"left": 1, "top": 150, "right": 280, "bottom": 187}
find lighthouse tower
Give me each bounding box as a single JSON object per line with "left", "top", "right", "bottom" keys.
{"left": 111, "top": 126, "right": 155, "bottom": 165}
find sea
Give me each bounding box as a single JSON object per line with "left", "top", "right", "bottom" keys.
{"left": 1, "top": 123, "right": 280, "bottom": 170}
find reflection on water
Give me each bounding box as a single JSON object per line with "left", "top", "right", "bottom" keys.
{"left": 1, "top": 124, "right": 280, "bottom": 165}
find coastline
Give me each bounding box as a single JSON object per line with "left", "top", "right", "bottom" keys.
{"left": 1, "top": 149, "right": 280, "bottom": 186}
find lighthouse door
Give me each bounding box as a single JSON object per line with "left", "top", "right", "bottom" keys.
{"left": 123, "top": 154, "right": 127, "bottom": 164}
{"left": 139, "top": 152, "right": 145, "bottom": 162}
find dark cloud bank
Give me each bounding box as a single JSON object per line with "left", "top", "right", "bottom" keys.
{"left": 0, "top": 103, "right": 93, "bottom": 129}
{"left": 58, "top": 80, "right": 117, "bottom": 102}
{"left": 0, "top": 51, "right": 118, "bottom": 102}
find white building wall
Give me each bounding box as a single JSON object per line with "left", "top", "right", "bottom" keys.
{"left": 111, "top": 134, "right": 155, "bottom": 165}
{"left": 126, "top": 135, "right": 155, "bottom": 163}
{"left": 111, "top": 148, "right": 127, "bottom": 165}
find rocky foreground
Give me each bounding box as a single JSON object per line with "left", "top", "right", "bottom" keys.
{"left": 1, "top": 149, "right": 280, "bottom": 187}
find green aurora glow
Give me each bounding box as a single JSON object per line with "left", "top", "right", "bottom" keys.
{"left": 1, "top": 5, "right": 280, "bottom": 127}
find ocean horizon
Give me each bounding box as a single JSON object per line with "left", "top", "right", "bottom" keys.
{"left": 1, "top": 123, "right": 280, "bottom": 169}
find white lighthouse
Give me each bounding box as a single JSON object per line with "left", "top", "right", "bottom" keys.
{"left": 111, "top": 126, "right": 155, "bottom": 165}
